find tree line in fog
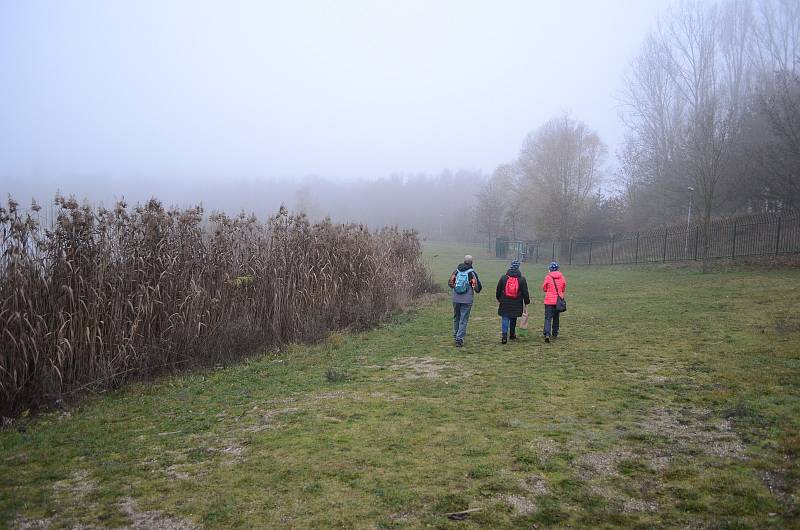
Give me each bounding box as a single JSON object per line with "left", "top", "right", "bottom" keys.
{"left": 476, "top": 0, "right": 799, "bottom": 246}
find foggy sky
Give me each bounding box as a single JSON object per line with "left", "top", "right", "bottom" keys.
{"left": 1, "top": 0, "right": 671, "bottom": 192}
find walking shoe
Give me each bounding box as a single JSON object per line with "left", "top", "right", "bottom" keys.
{"left": 501, "top": 333, "right": 507, "bottom": 345}
{"left": 509, "top": 333, "right": 517, "bottom": 340}
{"left": 455, "top": 339, "right": 464, "bottom": 347}
{"left": 544, "top": 336, "right": 550, "bottom": 343}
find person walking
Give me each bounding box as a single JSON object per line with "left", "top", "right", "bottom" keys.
{"left": 448, "top": 254, "right": 482, "bottom": 347}
{"left": 541, "top": 261, "right": 566, "bottom": 343}
{"left": 495, "top": 260, "right": 530, "bottom": 344}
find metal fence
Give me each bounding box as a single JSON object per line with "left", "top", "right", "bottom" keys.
{"left": 496, "top": 213, "right": 800, "bottom": 265}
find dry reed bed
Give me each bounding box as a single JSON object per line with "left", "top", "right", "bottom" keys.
{"left": 0, "top": 196, "right": 437, "bottom": 416}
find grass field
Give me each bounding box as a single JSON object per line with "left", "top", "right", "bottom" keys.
{"left": 1, "top": 242, "right": 799, "bottom": 529}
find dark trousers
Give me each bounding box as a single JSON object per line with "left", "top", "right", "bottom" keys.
{"left": 501, "top": 316, "right": 517, "bottom": 335}
{"left": 543, "top": 305, "right": 560, "bottom": 337}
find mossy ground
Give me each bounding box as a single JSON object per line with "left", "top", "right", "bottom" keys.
{"left": 2, "top": 242, "right": 799, "bottom": 529}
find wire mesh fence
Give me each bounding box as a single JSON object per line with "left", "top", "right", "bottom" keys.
{"left": 496, "top": 212, "right": 800, "bottom": 265}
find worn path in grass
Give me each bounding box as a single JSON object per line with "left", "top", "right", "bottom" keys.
{"left": 2, "top": 242, "right": 799, "bottom": 529}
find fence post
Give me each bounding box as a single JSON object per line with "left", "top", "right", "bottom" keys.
{"left": 611, "top": 235, "right": 615, "bottom": 265}
{"left": 635, "top": 232, "right": 640, "bottom": 264}
{"left": 775, "top": 217, "right": 782, "bottom": 256}
{"left": 588, "top": 240, "right": 593, "bottom": 265}
{"left": 731, "top": 220, "right": 738, "bottom": 258}
{"left": 552, "top": 240, "right": 556, "bottom": 261}
{"left": 535, "top": 243, "right": 539, "bottom": 263}
{"left": 569, "top": 239, "right": 573, "bottom": 265}
{"left": 694, "top": 228, "right": 699, "bottom": 260}
{"left": 662, "top": 228, "right": 668, "bottom": 262}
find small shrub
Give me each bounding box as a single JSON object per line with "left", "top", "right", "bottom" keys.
{"left": 324, "top": 367, "right": 347, "bottom": 383}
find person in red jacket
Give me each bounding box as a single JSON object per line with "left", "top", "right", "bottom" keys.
{"left": 541, "top": 261, "right": 566, "bottom": 343}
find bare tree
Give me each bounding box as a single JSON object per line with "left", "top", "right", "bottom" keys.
{"left": 750, "top": 0, "right": 800, "bottom": 76}
{"left": 741, "top": 71, "right": 800, "bottom": 210}
{"left": 664, "top": 1, "right": 752, "bottom": 268}
{"left": 742, "top": 0, "right": 800, "bottom": 210}
{"left": 619, "top": 32, "right": 686, "bottom": 227}
{"left": 474, "top": 165, "right": 512, "bottom": 244}
{"left": 621, "top": 0, "right": 753, "bottom": 270}
{"left": 517, "top": 115, "right": 606, "bottom": 240}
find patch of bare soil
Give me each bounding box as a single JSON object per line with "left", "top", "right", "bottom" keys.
{"left": 206, "top": 442, "right": 247, "bottom": 466}
{"left": 13, "top": 517, "right": 58, "bottom": 530}
{"left": 648, "top": 455, "right": 672, "bottom": 470}
{"left": 388, "top": 356, "right": 472, "bottom": 381}
{"left": 578, "top": 449, "right": 634, "bottom": 479}
{"left": 14, "top": 477, "right": 198, "bottom": 530}
{"left": 164, "top": 464, "right": 192, "bottom": 481}
{"left": 587, "top": 484, "right": 617, "bottom": 501}
{"left": 242, "top": 391, "right": 406, "bottom": 433}
{"left": 526, "top": 438, "right": 559, "bottom": 465}
{"left": 622, "top": 498, "right": 659, "bottom": 513}
{"left": 629, "top": 362, "right": 688, "bottom": 386}
{"left": 760, "top": 468, "right": 798, "bottom": 513}
{"left": 641, "top": 407, "right": 746, "bottom": 459}
{"left": 389, "top": 511, "right": 416, "bottom": 523}
{"left": 520, "top": 475, "right": 549, "bottom": 496}
{"left": 497, "top": 494, "right": 537, "bottom": 515}
{"left": 390, "top": 356, "right": 448, "bottom": 379}
{"left": 246, "top": 407, "right": 302, "bottom": 433}
{"left": 118, "top": 497, "right": 199, "bottom": 530}
{"left": 53, "top": 470, "right": 97, "bottom": 501}
{"left": 588, "top": 486, "right": 659, "bottom": 514}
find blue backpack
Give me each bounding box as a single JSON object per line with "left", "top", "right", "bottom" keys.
{"left": 454, "top": 268, "right": 474, "bottom": 294}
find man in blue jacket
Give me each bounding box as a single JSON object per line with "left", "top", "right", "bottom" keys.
{"left": 448, "top": 254, "right": 482, "bottom": 347}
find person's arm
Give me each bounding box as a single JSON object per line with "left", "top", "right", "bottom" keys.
{"left": 560, "top": 277, "right": 566, "bottom": 295}
{"left": 448, "top": 270, "right": 456, "bottom": 289}
{"left": 541, "top": 275, "right": 549, "bottom": 293}
{"left": 521, "top": 277, "right": 530, "bottom": 305}
{"left": 472, "top": 271, "right": 482, "bottom": 293}
{"left": 496, "top": 276, "right": 504, "bottom": 301}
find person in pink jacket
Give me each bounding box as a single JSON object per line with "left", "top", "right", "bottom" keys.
{"left": 541, "top": 261, "right": 566, "bottom": 343}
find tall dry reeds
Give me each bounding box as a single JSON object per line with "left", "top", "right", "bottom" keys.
{"left": 0, "top": 196, "right": 437, "bottom": 415}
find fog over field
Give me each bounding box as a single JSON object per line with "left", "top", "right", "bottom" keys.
{"left": 1, "top": 2, "right": 667, "bottom": 220}
{"left": 1, "top": 0, "right": 797, "bottom": 240}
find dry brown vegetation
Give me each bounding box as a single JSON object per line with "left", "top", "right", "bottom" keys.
{"left": 0, "top": 195, "right": 437, "bottom": 415}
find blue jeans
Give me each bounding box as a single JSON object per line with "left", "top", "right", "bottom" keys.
{"left": 501, "top": 316, "right": 517, "bottom": 335}
{"left": 453, "top": 302, "right": 472, "bottom": 342}
{"left": 544, "top": 305, "right": 560, "bottom": 337}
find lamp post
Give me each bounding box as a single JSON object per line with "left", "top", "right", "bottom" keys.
{"left": 685, "top": 186, "right": 694, "bottom": 257}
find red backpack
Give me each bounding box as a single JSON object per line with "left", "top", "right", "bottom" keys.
{"left": 504, "top": 275, "right": 520, "bottom": 298}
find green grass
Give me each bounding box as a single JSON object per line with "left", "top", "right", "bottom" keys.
{"left": 2, "top": 242, "right": 799, "bottom": 529}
